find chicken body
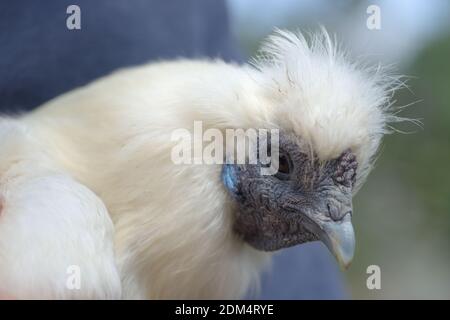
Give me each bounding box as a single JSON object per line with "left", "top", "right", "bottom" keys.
{"left": 0, "top": 60, "right": 270, "bottom": 299}
{"left": 0, "top": 30, "right": 397, "bottom": 299}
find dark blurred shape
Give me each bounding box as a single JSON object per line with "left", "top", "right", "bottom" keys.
{"left": 0, "top": 0, "right": 240, "bottom": 113}
{"left": 250, "top": 242, "right": 348, "bottom": 299}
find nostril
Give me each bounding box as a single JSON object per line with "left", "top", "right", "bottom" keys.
{"left": 327, "top": 203, "right": 351, "bottom": 221}
{"left": 326, "top": 202, "right": 340, "bottom": 221}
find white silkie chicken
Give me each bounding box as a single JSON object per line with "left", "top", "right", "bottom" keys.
{"left": 0, "top": 30, "right": 402, "bottom": 299}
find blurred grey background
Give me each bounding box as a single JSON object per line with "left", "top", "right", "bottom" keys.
{"left": 227, "top": 0, "right": 450, "bottom": 299}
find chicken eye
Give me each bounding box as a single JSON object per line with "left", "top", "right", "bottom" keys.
{"left": 275, "top": 153, "right": 292, "bottom": 180}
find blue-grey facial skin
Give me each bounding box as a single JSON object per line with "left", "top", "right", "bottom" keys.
{"left": 222, "top": 134, "right": 357, "bottom": 268}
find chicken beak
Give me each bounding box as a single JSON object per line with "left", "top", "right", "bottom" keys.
{"left": 305, "top": 212, "right": 355, "bottom": 269}
{"left": 319, "top": 213, "right": 355, "bottom": 269}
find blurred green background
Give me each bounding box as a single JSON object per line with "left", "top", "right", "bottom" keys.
{"left": 228, "top": 0, "right": 450, "bottom": 299}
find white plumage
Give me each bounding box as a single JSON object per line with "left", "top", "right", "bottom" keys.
{"left": 0, "top": 30, "right": 400, "bottom": 299}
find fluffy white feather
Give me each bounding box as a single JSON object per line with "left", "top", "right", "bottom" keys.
{"left": 0, "top": 30, "right": 399, "bottom": 299}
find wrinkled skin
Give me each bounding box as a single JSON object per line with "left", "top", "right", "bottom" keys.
{"left": 222, "top": 132, "right": 357, "bottom": 267}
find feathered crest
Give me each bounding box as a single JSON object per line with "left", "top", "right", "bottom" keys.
{"left": 250, "top": 28, "right": 415, "bottom": 191}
